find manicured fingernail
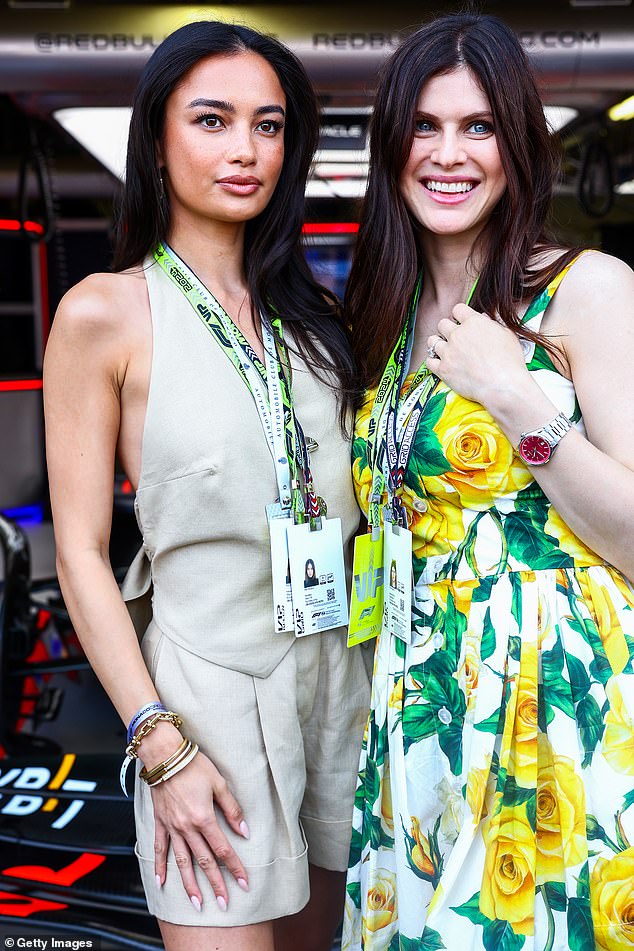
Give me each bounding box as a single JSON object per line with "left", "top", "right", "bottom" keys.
{"left": 239, "top": 820, "right": 250, "bottom": 839}
{"left": 217, "top": 895, "right": 228, "bottom": 912}
{"left": 155, "top": 874, "right": 162, "bottom": 888}
{"left": 190, "top": 895, "right": 202, "bottom": 912}
{"left": 238, "top": 877, "right": 249, "bottom": 892}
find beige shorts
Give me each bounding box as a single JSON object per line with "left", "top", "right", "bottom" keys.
{"left": 134, "top": 621, "right": 371, "bottom": 927}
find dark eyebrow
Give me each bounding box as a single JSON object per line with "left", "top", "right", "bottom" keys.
{"left": 186, "top": 98, "right": 285, "bottom": 118}
{"left": 187, "top": 98, "right": 234, "bottom": 111}
{"left": 415, "top": 110, "right": 493, "bottom": 122}
{"left": 254, "top": 104, "right": 286, "bottom": 118}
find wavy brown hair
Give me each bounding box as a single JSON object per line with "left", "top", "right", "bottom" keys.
{"left": 347, "top": 13, "right": 580, "bottom": 388}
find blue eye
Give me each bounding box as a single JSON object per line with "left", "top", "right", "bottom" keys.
{"left": 415, "top": 118, "right": 435, "bottom": 134}
{"left": 468, "top": 120, "right": 493, "bottom": 135}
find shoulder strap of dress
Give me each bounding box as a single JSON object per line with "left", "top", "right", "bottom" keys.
{"left": 521, "top": 252, "right": 586, "bottom": 333}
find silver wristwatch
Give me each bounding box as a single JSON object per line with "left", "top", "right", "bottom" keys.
{"left": 517, "top": 412, "right": 572, "bottom": 466}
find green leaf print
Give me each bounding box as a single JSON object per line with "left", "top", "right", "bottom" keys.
{"left": 576, "top": 861, "right": 590, "bottom": 900}
{"left": 482, "top": 918, "right": 526, "bottom": 951}
{"left": 474, "top": 708, "right": 503, "bottom": 735}
{"left": 365, "top": 758, "right": 381, "bottom": 807}
{"left": 501, "top": 775, "right": 536, "bottom": 809}
{"left": 420, "top": 926, "right": 446, "bottom": 950}
{"left": 508, "top": 635, "right": 522, "bottom": 663}
{"left": 577, "top": 694, "right": 604, "bottom": 767}
{"left": 423, "top": 389, "right": 449, "bottom": 429}
{"left": 388, "top": 936, "right": 400, "bottom": 951}
{"left": 402, "top": 703, "right": 438, "bottom": 752}
{"left": 505, "top": 511, "right": 570, "bottom": 569}
{"left": 542, "top": 639, "right": 575, "bottom": 718}
{"left": 480, "top": 607, "right": 496, "bottom": 662}
{"left": 352, "top": 435, "right": 368, "bottom": 476}
{"left": 472, "top": 575, "right": 495, "bottom": 603}
{"left": 451, "top": 891, "right": 489, "bottom": 926}
{"left": 544, "top": 880, "right": 568, "bottom": 912}
{"left": 349, "top": 826, "right": 362, "bottom": 867}
{"left": 526, "top": 345, "right": 558, "bottom": 375}
{"left": 567, "top": 897, "right": 593, "bottom": 951}
{"left": 565, "top": 653, "right": 591, "bottom": 704}
{"left": 510, "top": 573, "right": 523, "bottom": 629}
{"left": 346, "top": 880, "right": 361, "bottom": 909}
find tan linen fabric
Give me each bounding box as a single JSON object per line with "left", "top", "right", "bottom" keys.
{"left": 124, "top": 258, "right": 371, "bottom": 925}
{"left": 135, "top": 619, "right": 370, "bottom": 926}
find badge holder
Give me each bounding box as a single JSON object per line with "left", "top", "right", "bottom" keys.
{"left": 382, "top": 519, "right": 413, "bottom": 644}
{"left": 348, "top": 530, "right": 384, "bottom": 646}
{"left": 266, "top": 502, "right": 295, "bottom": 634}
{"left": 287, "top": 516, "right": 348, "bottom": 637}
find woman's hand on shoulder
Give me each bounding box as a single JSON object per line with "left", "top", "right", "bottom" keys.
{"left": 426, "top": 303, "right": 532, "bottom": 410}
{"left": 144, "top": 729, "right": 250, "bottom": 912}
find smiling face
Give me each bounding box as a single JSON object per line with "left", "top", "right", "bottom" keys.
{"left": 158, "top": 51, "right": 286, "bottom": 233}
{"left": 399, "top": 67, "right": 507, "bottom": 245}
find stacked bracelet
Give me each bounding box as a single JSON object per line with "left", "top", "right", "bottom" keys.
{"left": 140, "top": 739, "right": 200, "bottom": 787}
{"left": 127, "top": 701, "right": 167, "bottom": 744}
{"left": 119, "top": 710, "right": 183, "bottom": 796}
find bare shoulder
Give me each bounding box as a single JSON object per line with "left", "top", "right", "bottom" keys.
{"left": 52, "top": 268, "right": 150, "bottom": 344}
{"left": 541, "top": 250, "right": 633, "bottom": 335}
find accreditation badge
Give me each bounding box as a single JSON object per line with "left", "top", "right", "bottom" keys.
{"left": 266, "top": 502, "right": 295, "bottom": 634}
{"left": 382, "top": 522, "right": 413, "bottom": 643}
{"left": 287, "top": 518, "right": 348, "bottom": 636}
{"left": 347, "top": 531, "right": 384, "bottom": 647}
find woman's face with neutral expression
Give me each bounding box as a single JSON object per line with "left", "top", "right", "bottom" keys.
{"left": 158, "top": 51, "right": 286, "bottom": 231}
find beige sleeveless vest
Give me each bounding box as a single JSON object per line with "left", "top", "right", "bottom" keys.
{"left": 121, "top": 258, "right": 360, "bottom": 677}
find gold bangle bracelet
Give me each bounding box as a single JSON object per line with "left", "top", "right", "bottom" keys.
{"left": 146, "top": 743, "right": 200, "bottom": 787}
{"left": 139, "top": 737, "right": 189, "bottom": 783}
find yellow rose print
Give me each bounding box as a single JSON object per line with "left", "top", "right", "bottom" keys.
{"left": 545, "top": 507, "right": 602, "bottom": 567}
{"left": 381, "top": 761, "right": 394, "bottom": 832}
{"left": 506, "top": 645, "right": 539, "bottom": 788}
{"left": 591, "top": 847, "right": 634, "bottom": 951}
{"left": 481, "top": 803, "right": 536, "bottom": 935}
{"left": 410, "top": 817, "right": 435, "bottom": 878}
{"left": 432, "top": 391, "right": 532, "bottom": 509}
{"left": 362, "top": 868, "right": 398, "bottom": 950}
{"left": 535, "top": 735, "right": 586, "bottom": 884}
{"left": 577, "top": 573, "right": 630, "bottom": 677}
{"left": 603, "top": 677, "right": 634, "bottom": 776}
{"left": 466, "top": 756, "right": 493, "bottom": 825}
{"left": 457, "top": 638, "right": 480, "bottom": 714}
{"left": 388, "top": 677, "right": 404, "bottom": 710}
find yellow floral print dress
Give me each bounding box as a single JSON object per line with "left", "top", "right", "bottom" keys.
{"left": 343, "top": 263, "right": 634, "bottom": 951}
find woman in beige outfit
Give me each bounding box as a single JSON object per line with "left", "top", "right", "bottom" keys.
{"left": 44, "top": 21, "right": 369, "bottom": 951}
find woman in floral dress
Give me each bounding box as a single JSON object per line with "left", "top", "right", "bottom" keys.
{"left": 343, "top": 13, "right": 634, "bottom": 951}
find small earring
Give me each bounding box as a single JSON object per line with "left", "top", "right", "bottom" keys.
{"left": 158, "top": 169, "right": 166, "bottom": 200}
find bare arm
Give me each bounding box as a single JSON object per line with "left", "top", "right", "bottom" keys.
{"left": 427, "top": 251, "right": 634, "bottom": 580}
{"left": 44, "top": 274, "right": 249, "bottom": 910}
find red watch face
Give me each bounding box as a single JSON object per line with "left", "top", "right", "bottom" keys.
{"left": 519, "top": 434, "right": 551, "bottom": 465}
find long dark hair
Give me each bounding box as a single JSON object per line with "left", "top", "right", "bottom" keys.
{"left": 347, "top": 13, "right": 580, "bottom": 387}
{"left": 113, "top": 20, "right": 355, "bottom": 414}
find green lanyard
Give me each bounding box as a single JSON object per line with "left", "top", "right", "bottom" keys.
{"left": 366, "top": 276, "right": 478, "bottom": 530}
{"left": 154, "top": 244, "right": 311, "bottom": 519}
